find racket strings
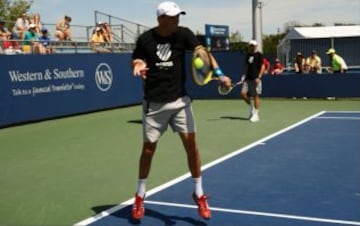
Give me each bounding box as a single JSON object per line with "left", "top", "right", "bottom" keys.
{"left": 218, "top": 84, "right": 233, "bottom": 95}
{"left": 192, "top": 51, "right": 212, "bottom": 85}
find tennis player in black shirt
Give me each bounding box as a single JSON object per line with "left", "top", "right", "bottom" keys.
{"left": 241, "top": 40, "right": 265, "bottom": 122}
{"left": 131, "top": 1, "right": 231, "bottom": 220}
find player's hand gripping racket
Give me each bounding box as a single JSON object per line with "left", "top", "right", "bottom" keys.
{"left": 218, "top": 75, "right": 245, "bottom": 95}
{"left": 191, "top": 47, "right": 219, "bottom": 86}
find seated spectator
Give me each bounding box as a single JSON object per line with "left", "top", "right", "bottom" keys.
{"left": 263, "top": 57, "right": 270, "bottom": 75}
{"left": 1, "top": 17, "right": 20, "bottom": 53}
{"left": 305, "top": 50, "right": 322, "bottom": 74}
{"left": 12, "top": 12, "right": 29, "bottom": 39}
{"left": 3, "top": 39, "right": 22, "bottom": 55}
{"left": 29, "top": 12, "right": 43, "bottom": 34}
{"left": 270, "top": 58, "right": 284, "bottom": 75}
{"left": 39, "top": 27, "right": 55, "bottom": 54}
{"left": 294, "top": 52, "right": 306, "bottom": 74}
{"left": 90, "top": 27, "right": 110, "bottom": 53}
{"left": 0, "top": 18, "right": 11, "bottom": 41}
{"left": 55, "top": 15, "right": 72, "bottom": 41}
{"left": 24, "top": 23, "right": 46, "bottom": 54}
{"left": 101, "top": 22, "right": 113, "bottom": 44}
{"left": 326, "top": 48, "right": 348, "bottom": 73}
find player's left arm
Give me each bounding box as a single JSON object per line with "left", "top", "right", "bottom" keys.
{"left": 257, "top": 61, "right": 266, "bottom": 79}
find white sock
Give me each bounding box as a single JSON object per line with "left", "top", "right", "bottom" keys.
{"left": 193, "top": 177, "right": 204, "bottom": 197}
{"left": 248, "top": 104, "right": 254, "bottom": 117}
{"left": 136, "top": 179, "right": 146, "bottom": 197}
{"left": 248, "top": 101, "right": 254, "bottom": 112}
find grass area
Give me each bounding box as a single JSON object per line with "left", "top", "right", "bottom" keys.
{"left": 0, "top": 98, "right": 359, "bottom": 225}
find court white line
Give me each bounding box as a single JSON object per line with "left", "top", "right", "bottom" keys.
{"left": 74, "top": 111, "right": 327, "bottom": 226}
{"left": 145, "top": 200, "right": 360, "bottom": 226}
{"left": 325, "top": 111, "right": 360, "bottom": 113}
{"left": 316, "top": 116, "right": 360, "bottom": 120}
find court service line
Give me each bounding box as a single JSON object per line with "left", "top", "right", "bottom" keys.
{"left": 145, "top": 200, "right": 360, "bottom": 226}
{"left": 74, "top": 111, "right": 326, "bottom": 226}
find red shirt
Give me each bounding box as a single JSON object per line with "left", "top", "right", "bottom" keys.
{"left": 270, "top": 62, "right": 284, "bottom": 75}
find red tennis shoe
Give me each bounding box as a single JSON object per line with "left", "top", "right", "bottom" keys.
{"left": 192, "top": 193, "right": 211, "bottom": 219}
{"left": 132, "top": 194, "right": 145, "bottom": 220}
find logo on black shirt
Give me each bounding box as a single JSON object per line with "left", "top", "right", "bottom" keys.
{"left": 155, "top": 43, "right": 174, "bottom": 69}
{"left": 157, "top": 43, "right": 171, "bottom": 61}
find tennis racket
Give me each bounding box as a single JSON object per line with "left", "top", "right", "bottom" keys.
{"left": 191, "top": 47, "right": 218, "bottom": 86}
{"left": 218, "top": 75, "right": 245, "bottom": 95}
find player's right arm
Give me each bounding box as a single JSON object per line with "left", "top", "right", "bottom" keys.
{"left": 132, "top": 59, "right": 147, "bottom": 78}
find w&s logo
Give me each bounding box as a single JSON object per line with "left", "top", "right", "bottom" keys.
{"left": 95, "top": 63, "right": 113, "bottom": 92}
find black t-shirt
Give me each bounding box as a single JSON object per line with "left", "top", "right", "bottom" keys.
{"left": 132, "top": 26, "right": 199, "bottom": 102}
{"left": 245, "top": 51, "right": 264, "bottom": 80}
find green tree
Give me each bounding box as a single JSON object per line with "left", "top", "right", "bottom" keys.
{"left": 229, "top": 30, "right": 247, "bottom": 51}
{"left": 262, "top": 33, "right": 286, "bottom": 55}
{"left": 0, "top": 0, "right": 33, "bottom": 29}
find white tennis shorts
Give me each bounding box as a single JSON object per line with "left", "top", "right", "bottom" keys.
{"left": 242, "top": 80, "right": 262, "bottom": 96}
{"left": 142, "top": 95, "right": 196, "bottom": 143}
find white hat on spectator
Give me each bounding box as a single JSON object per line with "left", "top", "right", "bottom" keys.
{"left": 29, "top": 23, "right": 36, "bottom": 29}
{"left": 157, "top": 1, "right": 186, "bottom": 17}
{"left": 248, "top": 40, "right": 258, "bottom": 46}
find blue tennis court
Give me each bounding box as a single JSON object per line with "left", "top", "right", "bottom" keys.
{"left": 76, "top": 111, "right": 360, "bottom": 226}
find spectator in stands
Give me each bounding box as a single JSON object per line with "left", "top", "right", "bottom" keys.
{"left": 12, "top": 12, "right": 29, "bottom": 39}
{"left": 263, "top": 57, "right": 270, "bottom": 74}
{"left": 270, "top": 58, "right": 284, "bottom": 75}
{"left": 29, "top": 13, "right": 43, "bottom": 34}
{"left": 39, "top": 27, "right": 55, "bottom": 54}
{"left": 0, "top": 18, "right": 11, "bottom": 40}
{"left": 24, "top": 23, "right": 46, "bottom": 54}
{"left": 3, "top": 40, "right": 22, "bottom": 54}
{"left": 101, "top": 22, "right": 113, "bottom": 44}
{"left": 95, "top": 22, "right": 113, "bottom": 44}
{"left": 1, "top": 19, "right": 22, "bottom": 54}
{"left": 305, "top": 50, "right": 322, "bottom": 74}
{"left": 90, "top": 27, "right": 110, "bottom": 53}
{"left": 326, "top": 48, "right": 348, "bottom": 73}
{"left": 294, "top": 51, "right": 306, "bottom": 73}
{"left": 55, "top": 15, "right": 72, "bottom": 41}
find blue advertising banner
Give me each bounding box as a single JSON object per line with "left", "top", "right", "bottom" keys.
{"left": 1, "top": 51, "right": 359, "bottom": 127}
{"left": 0, "top": 53, "right": 142, "bottom": 127}
{"left": 204, "top": 24, "right": 230, "bottom": 51}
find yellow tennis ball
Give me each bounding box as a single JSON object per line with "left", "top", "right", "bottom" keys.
{"left": 194, "top": 57, "right": 204, "bottom": 69}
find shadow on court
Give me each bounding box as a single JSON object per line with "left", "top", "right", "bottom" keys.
{"left": 220, "top": 116, "right": 248, "bottom": 120}
{"left": 91, "top": 205, "right": 208, "bottom": 226}
{"left": 92, "top": 204, "right": 117, "bottom": 213}
{"left": 128, "top": 116, "right": 249, "bottom": 124}
{"left": 127, "top": 119, "right": 143, "bottom": 124}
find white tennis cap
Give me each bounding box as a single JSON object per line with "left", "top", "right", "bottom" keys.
{"left": 157, "top": 1, "right": 186, "bottom": 17}
{"left": 248, "top": 40, "right": 258, "bottom": 46}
